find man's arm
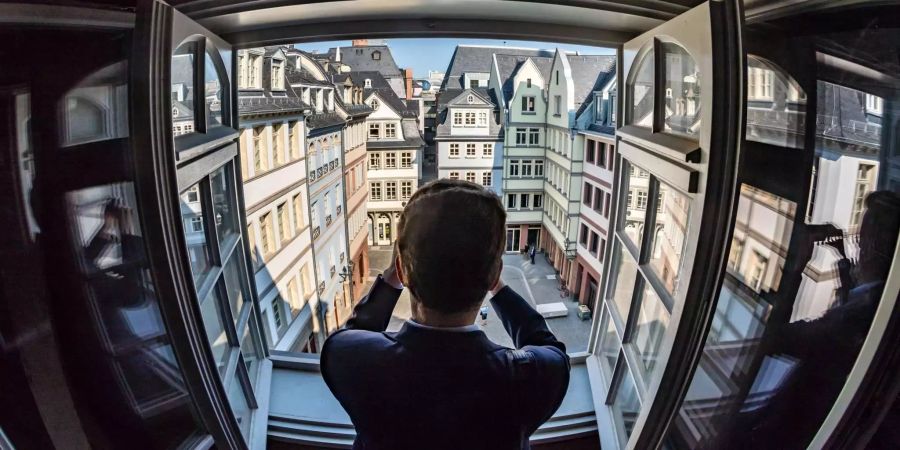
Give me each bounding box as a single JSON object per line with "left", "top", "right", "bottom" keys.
{"left": 489, "top": 284, "right": 566, "bottom": 355}
{"left": 340, "top": 254, "right": 404, "bottom": 332}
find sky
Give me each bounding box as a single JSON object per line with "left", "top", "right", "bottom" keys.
{"left": 294, "top": 38, "right": 614, "bottom": 79}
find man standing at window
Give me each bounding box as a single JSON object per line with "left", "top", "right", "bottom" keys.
{"left": 321, "top": 179, "right": 570, "bottom": 450}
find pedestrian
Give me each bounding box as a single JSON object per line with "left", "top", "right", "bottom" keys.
{"left": 530, "top": 244, "right": 536, "bottom": 264}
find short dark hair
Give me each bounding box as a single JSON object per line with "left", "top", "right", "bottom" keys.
{"left": 397, "top": 179, "right": 506, "bottom": 313}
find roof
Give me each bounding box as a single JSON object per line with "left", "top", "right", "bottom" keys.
{"left": 286, "top": 67, "right": 332, "bottom": 87}
{"left": 494, "top": 54, "right": 554, "bottom": 103}
{"left": 353, "top": 70, "right": 418, "bottom": 118}
{"left": 566, "top": 55, "right": 616, "bottom": 116}
{"left": 239, "top": 96, "right": 308, "bottom": 117}
{"left": 307, "top": 111, "right": 346, "bottom": 131}
{"left": 436, "top": 88, "right": 497, "bottom": 110}
{"left": 442, "top": 45, "right": 554, "bottom": 90}
{"left": 327, "top": 46, "right": 402, "bottom": 77}
{"left": 367, "top": 119, "right": 425, "bottom": 149}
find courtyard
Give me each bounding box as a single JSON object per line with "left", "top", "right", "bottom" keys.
{"left": 363, "top": 247, "right": 594, "bottom": 353}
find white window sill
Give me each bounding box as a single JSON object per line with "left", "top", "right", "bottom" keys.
{"left": 264, "top": 354, "right": 596, "bottom": 449}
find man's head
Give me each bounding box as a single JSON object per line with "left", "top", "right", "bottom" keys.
{"left": 396, "top": 179, "right": 506, "bottom": 315}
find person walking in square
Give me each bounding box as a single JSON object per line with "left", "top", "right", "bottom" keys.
{"left": 530, "top": 244, "right": 536, "bottom": 264}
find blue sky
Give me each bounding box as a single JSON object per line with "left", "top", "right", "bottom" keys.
{"left": 295, "top": 38, "right": 614, "bottom": 79}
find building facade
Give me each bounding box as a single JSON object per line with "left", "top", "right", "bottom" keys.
{"left": 434, "top": 88, "right": 503, "bottom": 195}
{"left": 236, "top": 46, "right": 319, "bottom": 352}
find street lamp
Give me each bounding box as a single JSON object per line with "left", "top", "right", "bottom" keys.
{"left": 564, "top": 238, "right": 577, "bottom": 260}
{"left": 338, "top": 261, "right": 355, "bottom": 282}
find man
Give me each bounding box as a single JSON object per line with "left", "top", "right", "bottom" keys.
{"left": 321, "top": 179, "right": 570, "bottom": 450}
{"left": 530, "top": 244, "right": 536, "bottom": 264}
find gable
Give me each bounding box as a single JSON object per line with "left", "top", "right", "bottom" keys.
{"left": 364, "top": 92, "right": 402, "bottom": 119}
{"left": 447, "top": 89, "right": 492, "bottom": 107}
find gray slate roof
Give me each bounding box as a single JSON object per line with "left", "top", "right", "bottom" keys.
{"left": 307, "top": 111, "right": 345, "bottom": 132}
{"left": 367, "top": 119, "right": 425, "bottom": 149}
{"left": 353, "top": 71, "right": 417, "bottom": 119}
{"left": 442, "top": 45, "right": 554, "bottom": 90}
{"left": 566, "top": 55, "right": 616, "bottom": 116}
{"left": 328, "top": 46, "right": 402, "bottom": 77}
{"left": 494, "top": 54, "right": 554, "bottom": 104}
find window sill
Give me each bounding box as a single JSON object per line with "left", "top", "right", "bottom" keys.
{"left": 265, "top": 355, "right": 596, "bottom": 448}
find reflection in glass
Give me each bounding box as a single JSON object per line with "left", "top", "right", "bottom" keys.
{"left": 181, "top": 183, "right": 212, "bottom": 283}
{"left": 632, "top": 281, "right": 670, "bottom": 384}
{"left": 204, "top": 51, "right": 223, "bottom": 128}
{"left": 241, "top": 321, "right": 260, "bottom": 386}
{"left": 649, "top": 182, "right": 690, "bottom": 295}
{"left": 621, "top": 161, "right": 650, "bottom": 249}
{"left": 228, "top": 374, "right": 252, "bottom": 438}
{"left": 60, "top": 61, "right": 129, "bottom": 147}
{"left": 172, "top": 45, "right": 196, "bottom": 137}
{"left": 662, "top": 43, "right": 700, "bottom": 136}
{"left": 629, "top": 48, "right": 654, "bottom": 128}
{"left": 745, "top": 56, "right": 806, "bottom": 149}
{"left": 201, "top": 288, "right": 229, "bottom": 375}
{"left": 223, "top": 255, "right": 247, "bottom": 323}
{"left": 611, "top": 366, "right": 641, "bottom": 441}
{"left": 598, "top": 305, "right": 621, "bottom": 379}
{"left": 608, "top": 242, "right": 638, "bottom": 323}
{"left": 211, "top": 164, "right": 239, "bottom": 245}
{"left": 65, "top": 183, "right": 198, "bottom": 444}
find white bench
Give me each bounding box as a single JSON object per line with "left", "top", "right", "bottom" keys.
{"left": 536, "top": 302, "right": 568, "bottom": 319}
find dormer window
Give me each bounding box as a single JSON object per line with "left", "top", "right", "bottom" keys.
{"left": 270, "top": 59, "right": 284, "bottom": 90}
{"left": 372, "top": 51, "right": 381, "bottom": 61}
{"left": 364, "top": 79, "right": 372, "bottom": 88}
{"left": 172, "top": 107, "right": 178, "bottom": 118}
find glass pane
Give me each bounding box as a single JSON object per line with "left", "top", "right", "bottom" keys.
{"left": 180, "top": 183, "right": 212, "bottom": 284}
{"left": 621, "top": 161, "right": 649, "bottom": 249}
{"left": 599, "top": 305, "right": 622, "bottom": 379}
{"left": 745, "top": 56, "right": 806, "bottom": 149}
{"left": 662, "top": 43, "right": 700, "bottom": 136}
{"left": 60, "top": 61, "right": 129, "bottom": 147}
{"left": 632, "top": 280, "right": 670, "bottom": 384}
{"left": 211, "top": 164, "right": 239, "bottom": 245}
{"left": 241, "top": 319, "right": 261, "bottom": 386}
{"left": 200, "top": 287, "right": 229, "bottom": 375}
{"left": 607, "top": 241, "right": 639, "bottom": 323}
{"left": 223, "top": 254, "right": 247, "bottom": 323}
{"left": 204, "top": 51, "right": 223, "bottom": 128}
{"left": 227, "top": 369, "right": 252, "bottom": 439}
{"left": 611, "top": 365, "right": 641, "bottom": 442}
{"left": 172, "top": 44, "right": 196, "bottom": 137}
{"left": 648, "top": 182, "right": 690, "bottom": 296}
{"left": 630, "top": 48, "right": 654, "bottom": 128}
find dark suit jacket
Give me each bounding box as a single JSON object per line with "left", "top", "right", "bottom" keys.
{"left": 321, "top": 276, "right": 570, "bottom": 450}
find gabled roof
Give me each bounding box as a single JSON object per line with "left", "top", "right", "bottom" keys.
{"left": 443, "top": 88, "right": 495, "bottom": 108}
{"left": 494, "top": 54, "right": 554, "bottom": 103}
{"left": 327, "top": 45, "right": 402, "bottom": 77}
{"left": 565, "top": 55, "right": 616, "bottom": 117}
{"left": 442, "top": 45, "right": 554, "bottom": 90}
{"left": 353, "top": 70, "right": 417, "bottom": 118}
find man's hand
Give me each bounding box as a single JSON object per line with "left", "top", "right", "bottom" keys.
{"left": 383, "top": 244, "right": 404, "bottom": 289}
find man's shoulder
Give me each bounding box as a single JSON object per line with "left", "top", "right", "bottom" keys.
{"left": 323, "top": 328, "right": 397, "bottom": 353}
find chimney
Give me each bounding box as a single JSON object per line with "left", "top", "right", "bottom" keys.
{"left": 335, "top": 46, "right": 341, "bottom": 62}
{"left": 352, "top": 39, "right": 368, "bottom": 47}
{"left": 404, "top": 68, "right": 414, "bottom": 100}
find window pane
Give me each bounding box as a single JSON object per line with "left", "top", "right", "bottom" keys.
{"left": 599, "top": 305, "right": 621, "bottom": 379}
{"left": 223, "top": 255, "right": 247, "bottom": 323}
{"left": 745, "top": 56, "right": 806, "bottom": 149}
{"left": 227, "top": 369, "right": 253, "bottom": 438}
{"left": 60, "top": 61, "right": 129, "bottom": 147}
{"left": 662, "top": 43, "right": 700, "bottom": 136}
{"left": 607, "top": 241, "right": 638, "bottom": 322}
{"left": 241, "top": 318, "right": 261, "bottom": 386}
{"left": 211, "top": 164, "right": 239, "bottom": 245}
{"left": 621, "top": 161, "right": 649, "bottom": 249}
{"left": 611, "top": 365, "right": 641, "bottom": 441}
{"left": 648, "top": 182, "right": 690, "bottom": 296}
{"left": 632, "top": 280, "right": 670, "bottom": 384}
{"left": 204, "top": 51, "right": 223, "bottom": 128}
{"left": 629, "top": 48, "right": 654, "bottom": 128}
{"left": 171, "top": 44, "right": 196, "bottom": 137}
{"left": 200, "top": 287, "right": 229, "bottom": 375}
{"left": 181, "top": 183, "right": 212, "bottom": 284}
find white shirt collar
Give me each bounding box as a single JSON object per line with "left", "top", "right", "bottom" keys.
{"left": 406, "top": 319, "right": 480, "bottom": 333}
